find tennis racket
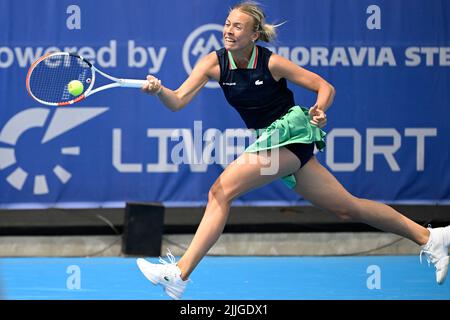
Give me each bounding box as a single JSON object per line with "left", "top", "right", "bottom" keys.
{"left": 26, "top": 51, "right": 146, "bottom": 106}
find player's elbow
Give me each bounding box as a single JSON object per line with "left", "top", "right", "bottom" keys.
{"left": 321, "top": 80, "right": 335, "bottom": 95}
{"left": 322, "top": 81, "right": 335, "bottom": 102}
{"left": 168, "top": 103, "right": 185, "bottom": 112}
{"left": 329, "top": 83, "right": 336, "bottom": 96}
{"left": 167, "top": 101, "right": 188, "bottom": 112}
{"left": 172, "top": 106, "right": 185, "bottom": 112}
{"left": 171, "top": 90, "right": 191, "bottom": 111}
{"left": 329, "top": 83, "right": 336, "bottom": 101}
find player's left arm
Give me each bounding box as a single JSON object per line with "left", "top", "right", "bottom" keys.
{"left": 269, "top": 53, "right": 335, "bottom": 113}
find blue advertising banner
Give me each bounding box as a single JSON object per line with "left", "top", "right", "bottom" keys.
{"left": 0, "top": 0, "right": 449, "bottom": 208}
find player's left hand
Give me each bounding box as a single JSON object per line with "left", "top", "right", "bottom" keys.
{"left": 309, "top": 104, "right": 327, "bottom": 128}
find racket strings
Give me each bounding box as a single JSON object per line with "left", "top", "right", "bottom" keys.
{"left": 29, "top": 55, "right": 92, "bottom": 104}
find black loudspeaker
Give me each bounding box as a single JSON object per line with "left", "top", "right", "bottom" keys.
{"left": 122, "top": 202, "right": 165, "bottom": 256}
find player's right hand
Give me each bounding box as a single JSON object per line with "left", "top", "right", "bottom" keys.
{"left": 142, "top": 75, "right": 163, "bottom": 95}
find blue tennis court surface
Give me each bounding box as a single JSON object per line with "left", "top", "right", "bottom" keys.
{"left": 0, "top": 256, "right": 449, "bottom": 300}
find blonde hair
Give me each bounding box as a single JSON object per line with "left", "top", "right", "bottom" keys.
{"left": 231, "top": 1, "right": 281, "bottom": 42}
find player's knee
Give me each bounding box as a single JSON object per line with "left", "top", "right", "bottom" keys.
{"left": 208, "top": 182, "right": 233, "bottom": 204}
{"left": 328, "top": 199, "right": 360, "bottom": 221}
{"left": 332, "top": 208, "right": 354, "bottom": 221}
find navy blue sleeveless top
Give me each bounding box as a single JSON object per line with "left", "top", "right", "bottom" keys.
{"left": 216, "top": 45, "right": 295, "bottom": 129}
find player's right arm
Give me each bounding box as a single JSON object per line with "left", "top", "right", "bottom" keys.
{"left": 142, "top": 52, "right": 220, "bottom": 112}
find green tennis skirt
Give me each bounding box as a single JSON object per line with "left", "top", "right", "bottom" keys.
{"left": 244, "top": 106, "right": 326, "bottom": 188}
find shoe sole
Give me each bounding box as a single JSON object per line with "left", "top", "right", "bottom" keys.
{"left": 437, "top": 256, "right": 449, "bottom": 285}
{"left": 165, "top": 288, "right": 180, "bottom": 300}
{"left": 136, "top": 258, "right": 159, "bottom": 285}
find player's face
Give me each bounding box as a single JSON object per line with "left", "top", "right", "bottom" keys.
{"left": 223, "top": 9, "right": 258, "bottom": 51}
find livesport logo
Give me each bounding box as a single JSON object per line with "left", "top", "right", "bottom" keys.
{"left": 0, "top": 107, "right": 107, "bottom": 195}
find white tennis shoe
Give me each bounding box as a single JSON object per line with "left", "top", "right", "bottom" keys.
{"left": 137, "top": 249, "right": 189, "bottom": 300}
{"left": 420, "top": 226, "right": 450, "bottom": 284}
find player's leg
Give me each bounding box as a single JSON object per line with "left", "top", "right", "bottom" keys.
{"left": 293, "top": 156, "right": 428, "bottom": 243}
{"left": 293, "top": 156, "right": 450, "bottom": 284}
{"left": 177, "top": 147, "right": 301, "bottom": 279}
{"left": 137, "top": 147, "right": 301, "bottom": 299}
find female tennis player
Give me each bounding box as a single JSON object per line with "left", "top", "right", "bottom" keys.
{"left": 137, "top": 1, "right": 450, "bottom": 300}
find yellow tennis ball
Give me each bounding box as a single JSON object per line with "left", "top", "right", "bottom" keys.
{"left": 68, "top": 80, "right": 84, "bottom": 96}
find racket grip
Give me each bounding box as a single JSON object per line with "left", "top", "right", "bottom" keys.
{"left": 119, "top": 79, "right": 147, "bottom": 88}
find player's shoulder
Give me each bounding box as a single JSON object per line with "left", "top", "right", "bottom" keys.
{"left": 195, "top": 51, "right": 219, "bottom": 69}
{"left": 268, "top": 51, "right": 289, "bottom": 64}
{"left": 190, "top": 51, "right": 220, "bottom": 81}
{"left": 268, "top": 50, "right": 295, "bottom": 71}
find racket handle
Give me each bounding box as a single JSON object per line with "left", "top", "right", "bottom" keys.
{"left": 119, "top": 79, "right": 147, "bottom": 88}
